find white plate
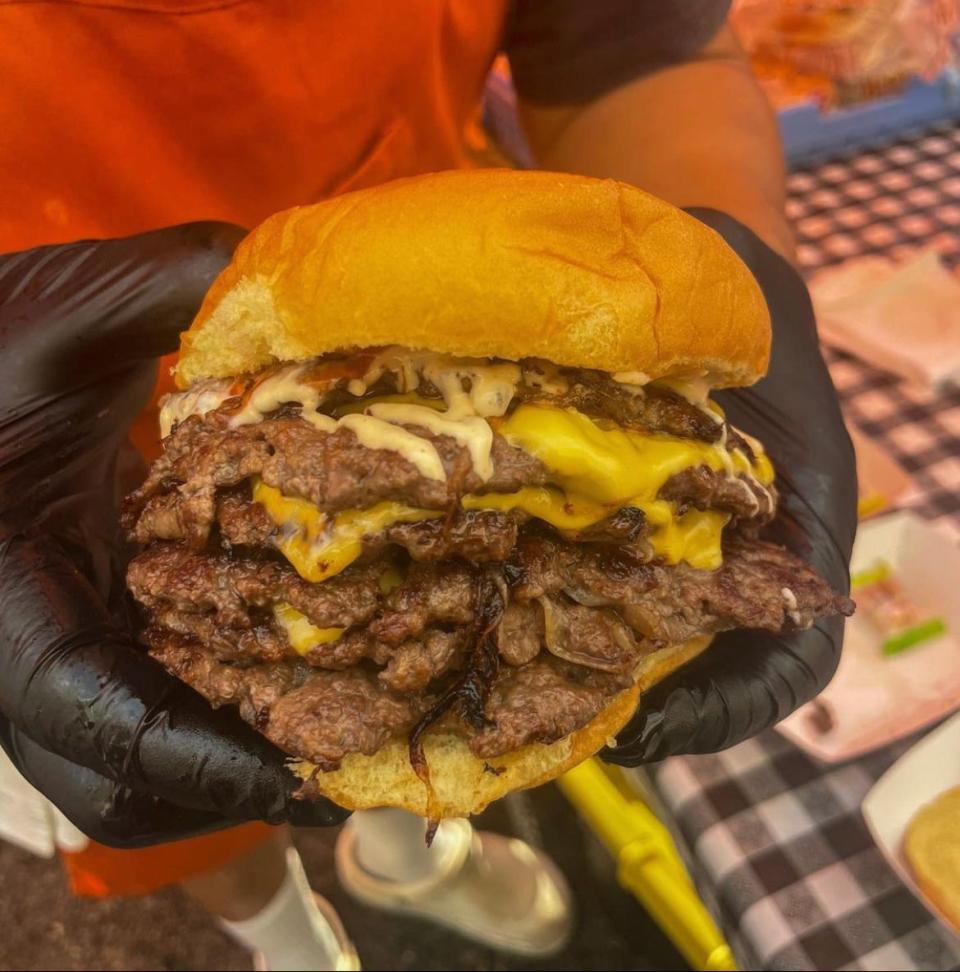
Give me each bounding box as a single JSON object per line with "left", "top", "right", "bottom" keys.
{"left": 862, "top": 712, "right": 960, "bottom": 938}
{"left": 778, "top": 511, "right": 960, "bottom": 762}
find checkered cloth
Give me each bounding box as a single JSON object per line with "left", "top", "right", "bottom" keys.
{"left": 653, "top": 120, "right": 960, "bottom": 972}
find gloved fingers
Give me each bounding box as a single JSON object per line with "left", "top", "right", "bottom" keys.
{"left": 711, "top": 388, "right": 856, "bottom": 595}
{"left": 0, "top": 359, "right": 159, "bottom": 523}
{"left": 592, "top": 211, "right": 856, "bottom": 766}
{"left": 688, "top": 207, "right": 858, "bottom": 591}
{"left": 0, "top": 721, "right": 233, "bottom": 848}
{"left": 0, "top": 530, "right": 349, "bottom": 828}
{"left": 716, "top": 387, "right": 857, "bottom": 597}
{"left": 0, "top": 222, "right": 243, "bottom": 405}
{"left": 603, "top": 618, "right": 843, "bottom": 764}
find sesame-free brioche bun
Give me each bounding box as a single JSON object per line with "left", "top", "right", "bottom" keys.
{"left": 175, "top": 170, "right": 770, "bottom": 389}
{"left": 293, "top": 634, "right": 712, "bottom": 818}
{"left": 905, "top": 786, "right": 960, "bottom": 932}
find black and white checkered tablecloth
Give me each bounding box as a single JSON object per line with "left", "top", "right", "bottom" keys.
{"left": 653, "top": 120, "right": 960, "bottom": 972}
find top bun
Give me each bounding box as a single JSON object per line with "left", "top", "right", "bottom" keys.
{"left": 176, "top": 170, "right": 770, "bottom": 389}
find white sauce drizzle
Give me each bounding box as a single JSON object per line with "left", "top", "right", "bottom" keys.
{"left": 737, "top": 428, "right": 767, "bottom": 458}
{"left": 782, "top": 587, "right": 802, "bottom": 626}
{"left": 755, "top": 481, "right": 773, "bottom": 509}
{"left": 702, "top": 402, "right": 725, "bottom": 426}
{"left": 230, "top": 364, "right": 336, "bottom": 432}
{"left": 733, "top": 476, "right": 761, "bottom": 514}
{"left": 669, "top": 376, "right": 711, "bottom": 404}
{"left": 163, "top": 350, "right": 523, "bottom": 483}
{"left": 612, "top": 371, "right": 651, "bottom": 386}
{"left": 654, "top": 376, "right": 725, "bottom": 425}
{"left": 729, "top": 426, "right": 772, "bottom": 506}
{"left": 159, "top": 379, "right": 235, "bottom": 438}
{"left": 160, "top": 351, "right": 769, "bottom": 502}
{"left": 338, "top": 413, "right": 445, "bottom": 481}
{"left": 367, "top": 403, "right": 495, "bottom": 481}
{"left": 524, "top": 361, "right": 569, "bottom": 397}
{"left": 362, "top": 349, "right": 520, "bottom": 419}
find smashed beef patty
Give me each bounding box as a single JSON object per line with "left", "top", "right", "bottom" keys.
{"left": 125, "top": 359, "right": 851, "bottom": 771}
{"left": 128, "top": 536, "right": 852, "bottom": 767}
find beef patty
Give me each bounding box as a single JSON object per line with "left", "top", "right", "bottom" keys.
{"left": 125, "top": 357, "right": 851, "bottom": 772}
{"left": 129, "top": 536, "right": 851, "bottom": 767}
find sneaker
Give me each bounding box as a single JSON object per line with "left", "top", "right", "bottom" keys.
{"left": 251, "top": 892, "right": 361, "bottom": 972}
{"left": 335, "top": 818, "right": 572, "bottom": 957}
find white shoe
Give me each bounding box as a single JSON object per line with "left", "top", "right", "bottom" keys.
{"left": 335, "top": 818, "right": 573, "bottom": 957}
{"left": 252, "top": 892, "right": 361, "bottom": 972}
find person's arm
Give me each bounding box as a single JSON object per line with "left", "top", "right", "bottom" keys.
{"left": 516, "top": 21, "right": 794, "bottom": 259}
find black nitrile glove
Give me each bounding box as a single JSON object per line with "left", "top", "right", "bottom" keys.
{"left": 605, "top": 210, "right": 858, "bottom": 764}
{"left": 0, "top": 225, "right": 350, "bottom": 846}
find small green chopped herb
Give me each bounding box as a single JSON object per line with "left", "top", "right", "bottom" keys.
{"left": 851, "top": 559, "right": 892, "bottom": 590}
{"left": 882, "top": 618, "right": 948, "bottom": 656}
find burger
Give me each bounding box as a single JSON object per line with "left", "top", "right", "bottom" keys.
{"left": 123, "top": 170, "right": 853, "bottom": 819}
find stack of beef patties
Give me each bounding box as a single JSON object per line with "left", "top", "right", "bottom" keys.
{"left": 124, "top": 355, "right": 850, "bottom": 778}
{"left": 121, "top": 169, "right": 855, "bottom": 818}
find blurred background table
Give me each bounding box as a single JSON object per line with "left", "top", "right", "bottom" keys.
{"left": 647, "top": 118, "right": 960, "bottom": 972}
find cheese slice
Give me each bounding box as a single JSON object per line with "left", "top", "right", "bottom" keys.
{"left": 643, "top": 502, "right": 730, "bottom": 571}
{"left": 273, "top": 602, "right": 344, "bottom": 656}
{"left": 498, "top": 404, "right": 769, "bottom": 503}
{"left": 257, "top": 479, "right": 730, "bottom": 582}
{"left": 253, "top": 404, "right": 773, "bottom": 583}
{"left": 461, "top": 486, "right": 611, "bottom": 532}
{"left": 253, "top": 480, "right": 442, "bottom": 583}
{"left": 466, "top": 489, "right": 729, "bottom": 570}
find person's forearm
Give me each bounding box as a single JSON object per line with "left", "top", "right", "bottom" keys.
{"left": 519, "top": 24, "right": 794, "bottom": 260}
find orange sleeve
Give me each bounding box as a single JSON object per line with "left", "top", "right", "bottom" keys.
{"left": 61, "top": 823, "right": 277, "bottom": 898}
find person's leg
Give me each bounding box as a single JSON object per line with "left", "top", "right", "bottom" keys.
{"left": 182, "top": 827, "right": 359, "bottom": 971}
{"left": 348, "top": 807, "right": 458, "bottom": 882}
{"left": 181, "top": 827, "right": 289, "bottom": 921}
{"left": 337, "top": 808, "right": 572, "bottom": 957}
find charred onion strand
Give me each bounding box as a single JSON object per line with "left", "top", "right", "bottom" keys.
{"left": 408, "top": 569, "right": 505, "bottom": 783}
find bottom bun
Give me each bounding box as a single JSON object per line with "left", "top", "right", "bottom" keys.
{"left": 292, "top": 634, "right": 712, "bottom": 818}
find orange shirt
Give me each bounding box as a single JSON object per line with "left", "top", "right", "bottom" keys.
{"left": 3, "top": 0, "right": 507, "bottom": 896}
{"left": 0, "top": 0, "right": 507, "bottom": 251}
{"left": 1, "top": 0, "right": 733, "bottom": 897}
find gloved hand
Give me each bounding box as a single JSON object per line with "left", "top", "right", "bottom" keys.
{"left": 0, "top": 225, "right": 350, "bottom": 846}
{"left": 604, "top": 210, "right": 858, "bottom": 764}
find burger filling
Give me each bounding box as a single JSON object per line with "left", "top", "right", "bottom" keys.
{"left": 124, "top": 349, "right": 853, "bottom": 773}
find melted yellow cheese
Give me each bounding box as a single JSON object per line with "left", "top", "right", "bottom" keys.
{"left": 643, "top": 502, "right": 730, "bottom": 571}
{"left": 253, "top": 404, "right": 775, "bottom": 581}
{"left": 463, "top": 489, "right": 728, "bottom": 570}
{"left": 253, "top": 480, "right": 442, "bottom": 583}
{"left": 490, "top": 405, "right": 769, "bottom": 569}
{"left": 500, "top": 405, "right": 731, "bottom": 504}
{"left": 273, "top": 602, "right": 344, "bottom": 656}
{"left": 461, "top": 486, "right": 611, "bottom": 531}
{"left": 751, "top": 450, "right": 775, "bottom": 486}
{"left": 378, "top": 563, "right": 405, "bottom": 594}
